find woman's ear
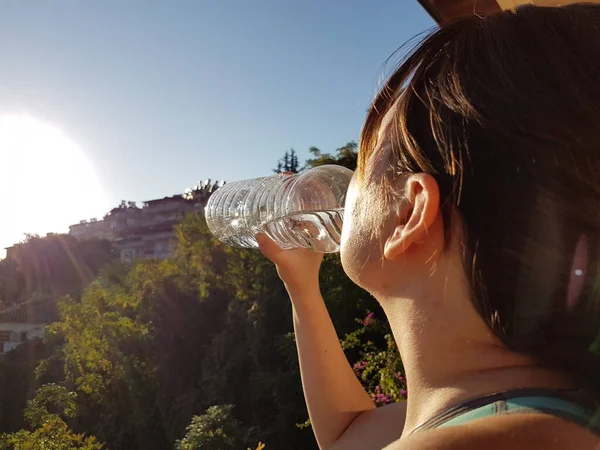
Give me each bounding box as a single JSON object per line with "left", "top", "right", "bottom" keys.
{"left": 383, "top": 173, "right": 440, "bottom": 260}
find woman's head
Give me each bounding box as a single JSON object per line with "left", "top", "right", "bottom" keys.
{"left": 341, "top": 4, "right": 600, "bottom": 397}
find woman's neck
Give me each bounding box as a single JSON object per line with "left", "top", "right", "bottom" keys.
{"left": 379, "top": 263, "right": 572, "bottom": 436}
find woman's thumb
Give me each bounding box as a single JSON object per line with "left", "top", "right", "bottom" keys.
{"left": 256, "top": 233, "right": 282, "bottom": 260}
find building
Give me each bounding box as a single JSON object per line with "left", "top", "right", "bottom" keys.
{"left": 69, "top": 180, "right": 223, "bottom": 262}
{"left": 113, "top": 196, "right": 196, "bottom": 262}
{"left": 0, "top": 298, "right": 56, "bottom": 354}
{"left": 69, "top": 200, "right": 139, "bottom": 242}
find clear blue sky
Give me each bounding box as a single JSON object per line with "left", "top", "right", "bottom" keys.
{"left": 0, "top": 0, "right": 434, "bottom": 209}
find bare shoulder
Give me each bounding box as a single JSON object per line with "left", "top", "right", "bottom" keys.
{"left": 384, "top": 414, "right": 600, "bottom": 450}
{"left": 330, "top": 401, "right": 408, "bottom": 450}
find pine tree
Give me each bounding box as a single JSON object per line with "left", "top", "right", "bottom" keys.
{"left": 283, "top": 151, "right": 290, "bottom": 172}
{"left": 273, "top": 149, "right": 299, "bottom": 174}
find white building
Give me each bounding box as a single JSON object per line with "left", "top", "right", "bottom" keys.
{"left": 0, "top": 298, "right": 55, "bottom": 354}
{"left": 69, "top": 181, "right": 222, "bottom": 262}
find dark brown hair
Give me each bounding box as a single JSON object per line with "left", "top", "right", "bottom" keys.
{"left": 360, "top": 4, "right": 600, "bottom": 404}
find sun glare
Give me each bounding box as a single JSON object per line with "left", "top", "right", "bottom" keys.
{"left": 0, "top": 115, "right": 109, "bottom": 254}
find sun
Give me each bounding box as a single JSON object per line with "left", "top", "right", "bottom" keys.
{"left": 0, "top": 115, "right": 110, "bottom": 254}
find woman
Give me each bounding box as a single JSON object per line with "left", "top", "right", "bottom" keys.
{"left": 258, "top": 4, "right": 600, "bottom": 449}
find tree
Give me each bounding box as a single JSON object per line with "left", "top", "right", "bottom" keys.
{"left": 173, "top": 214, "right": 312, "bottom": 448}
{"left": 0, "top": 338, "right": 61, "bottom": 434}
{"left": 289, "top": 149, "right": 299, "bottom": 172}
{"left": 23, "top": 384, "right": 79, "bottom": 428}
{"left": 273, "top": 149, "right": 300, "bottom": 173}
{"left": 45, "top": 279, "right": 167, "bottom": 449}
{"left": 342, "top": 314, "right": 406, "bottom": 406}
{"left": 305, "top": 142, "right": 357, "bottom": 171}
{"left": 0, "top": 140, "right": 404, "bottom": 450}
{"left": 175, "top": 405, "right": 248, "bottom": 450}
{"left": 0, "top": 417, "right": 104, "bottom": 450}
{"left": 0, "top": 384, "right": 103, "bottom": 450}
{"left": 0, "top": 234, "right": 114, "bottom": 307}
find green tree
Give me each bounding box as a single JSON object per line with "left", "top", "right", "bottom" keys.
{"left": 175, "top": 405, "right": 248, "bottom": 450}
{"left": 0, "top": 417, "right": 103, "bottom": 450}
{"left": 0, "top": 234, "right": 114, "bottom": 307}
{"left": 173, "top": 214, "right": 312, "bottom": 448}
{"left": 0, "top": 141, "right": 402, "bottom": 450}
{"left": 273, "top": 149, "right": 300, "bottom": 173}
{"left": 44, "top": 277, "right": 166, "bottom": 449}
{"left": 0, "top": 384, "right": 103, "bottom": 450}
{"left": 0, "top": 339, "right": 52, "bottom": 433}
{"left": 305, "top": 142, "right": 357, "bottom": 170}
{"left": 342, "top": 314, "right": 406, "bottom": 405}
{"left": 23, "top": 384, "right": 78, "bottom": 428}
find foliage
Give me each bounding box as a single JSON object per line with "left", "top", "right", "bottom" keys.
{"left": 26, "top": 214, "right": 311, "bottom": 449}
{"left": 0, "top": 384, "right": 103, "bottom": 450}
{"left": 0, "top": 234, "right": 113, "bottom": 307}
{"left": 305, "top": 142, "right": 357, "bottom": 171}
{"left": 0, "top": 143, "right": 404, "bottom": 450}
{"left": 342, "top": 314, "right": 407, "bottom": 405}
{"left": 0, "top": 339, "right": 52, "bottom": 433}
{"left": 44, "top": 271, "right": 168, "bottom": 449}
{"left": 0, "top": 416, "right": 103, "bottom": 450}
{"left": 273, "top": 149, "right": 300, "bottom": 174}
{"left": 23, "top": 384, "right": 78, "bottom": 428}
{"left": 174, "top": 405, "right": 249, "bottom": 450}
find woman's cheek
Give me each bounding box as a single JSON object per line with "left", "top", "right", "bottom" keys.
{"left": 341, "top": 216, "right": 381, "bottom": 289}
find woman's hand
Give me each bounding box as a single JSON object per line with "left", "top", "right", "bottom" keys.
{"left": 256, "top": 233, "right": 324, "bottom": 294}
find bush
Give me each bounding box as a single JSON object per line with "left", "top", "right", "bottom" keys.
{"left": 175, "top": 405, "right": 248, "bottom": 450}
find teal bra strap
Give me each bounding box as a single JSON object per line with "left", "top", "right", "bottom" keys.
{"left": 410, "top": 389, "right": 599, "bottom": 435}
{"left": 439, "top": 396, "right": 592, "bottom": 429}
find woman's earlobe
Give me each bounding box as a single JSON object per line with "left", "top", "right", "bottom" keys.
{"left": 383, "top": 173, "right": 440, "bottom": 261}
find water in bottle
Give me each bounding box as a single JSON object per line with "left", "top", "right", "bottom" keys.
{"left": 205, "top": 165, "right": 353, "bottom": 253}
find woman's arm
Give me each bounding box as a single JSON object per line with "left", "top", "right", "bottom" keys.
{"left": 289, "top": 281, "right": 376, "bottom": 448}
{"left": 257, "top": 234, "right": 406, "bottom": 449}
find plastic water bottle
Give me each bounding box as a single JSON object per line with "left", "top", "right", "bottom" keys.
{"left": 205, "top": 165, "right": 354, "bottom": 253}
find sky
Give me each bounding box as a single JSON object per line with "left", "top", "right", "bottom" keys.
{"left": 0, "top": 0, "right": 434, "bottom": 251}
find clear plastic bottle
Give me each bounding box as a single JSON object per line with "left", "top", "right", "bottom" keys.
{"left": 205, "top": 165, "right": 354, "bottom": 253}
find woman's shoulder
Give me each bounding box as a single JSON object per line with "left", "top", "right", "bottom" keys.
{"left": 331, "top": 401, "right": 408, "bottom": 450}
{"left": 384, "top": 414, "right": 600, "bottom": 450}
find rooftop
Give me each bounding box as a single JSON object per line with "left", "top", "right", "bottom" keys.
{"left": 143, "top": 195, "right": 187, "bottom": 205}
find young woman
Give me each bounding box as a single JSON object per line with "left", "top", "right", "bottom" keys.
{"left": 258, "top": 4, "right": 600, "bottom": 449}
